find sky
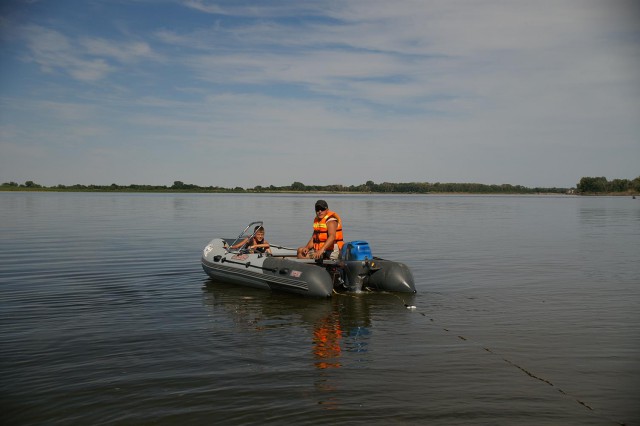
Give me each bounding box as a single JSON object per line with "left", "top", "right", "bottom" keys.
{"left": 1, "top": 0, "right": 639, "bottom": 189}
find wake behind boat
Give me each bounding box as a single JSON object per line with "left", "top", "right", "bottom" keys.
{"left": 201, "top": 221, "right": 416, "bottom": 298}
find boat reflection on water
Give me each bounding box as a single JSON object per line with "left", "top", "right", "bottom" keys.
{"left": 201, "top": 280, "right": 381, "bottom": 369}
{"left": 312, "top": 310, "right": 342, "bottom": 369}
{"left": 201, "top": 279, "right": 338, "bottom": 335}
{"left": 311, "top": 293, "right": 379, "bottom": 369}
{"left": 202, "top": 279, "right": 414, "bottom": 409}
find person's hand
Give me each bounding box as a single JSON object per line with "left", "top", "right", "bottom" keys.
{"left": 313, "top": 249, "right": 324, "bottom": 259}
{"left": 301, "top": 247, "right": 309, "bottom": 257}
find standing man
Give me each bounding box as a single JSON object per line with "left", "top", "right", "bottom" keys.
{"left": 297, "top": 200, "right": 344, "bottom": 260}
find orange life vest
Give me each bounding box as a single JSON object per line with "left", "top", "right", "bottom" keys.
{"left": 313, "top": 210, "right": 344, "bottom": 252}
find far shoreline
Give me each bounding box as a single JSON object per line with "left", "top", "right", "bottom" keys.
{"left": 1, "top": 187, "right": 637, "bottom": 196}
{"left": 2, "top": 176, "right": 638, "bottom": 196}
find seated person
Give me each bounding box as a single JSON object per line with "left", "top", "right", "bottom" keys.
{"left": 232, "top": 225, "right": 271, "bottom": 254}
{"left": 297, "top": 200, "right": 343, "bottom": 260}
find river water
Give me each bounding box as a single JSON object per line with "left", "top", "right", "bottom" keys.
{"left": 1, "top": 192, "right": 638, "bottom": 425}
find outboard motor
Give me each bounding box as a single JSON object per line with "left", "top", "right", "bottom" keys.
{"left": 340, "top": 241, "right": 376, "bottom": 292}
{"left": 339, "top": 241, "right": 417, "bottom": 293}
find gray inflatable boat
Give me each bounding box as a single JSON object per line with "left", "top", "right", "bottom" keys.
{"left": 202, "top": 222, "right": 416, "bottom": 298}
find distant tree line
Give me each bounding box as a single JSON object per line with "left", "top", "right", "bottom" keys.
{"left": 576, "top": 176, "right": 640, "bottom": 194}
{"left": 259, "top": 180, "right": 570, "bottom": 194}
{"left": 0, "top": 180, "right": 240, "bottom": 192}
{"left": 2, "top": 180, "right": 43, "bottom": 188}
{"left": 2, "top": 177, "right": 637, "bottom": 195}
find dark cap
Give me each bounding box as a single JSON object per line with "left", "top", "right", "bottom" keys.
{"left": 315, "top": 199, "right": 328, "bottom": 210}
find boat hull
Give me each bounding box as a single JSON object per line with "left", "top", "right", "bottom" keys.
{"left": 201, "top": 238, "right": 416, "bottom": 298}
{"left": 339, "top": 258, "right": 416, "bottom": 293}
{"left": 202, "top": 239, "right": 333, "bottom": 298}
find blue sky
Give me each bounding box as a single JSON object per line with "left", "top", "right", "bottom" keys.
{"left": 1, "top": 0, "right": 639, "bottom": 188}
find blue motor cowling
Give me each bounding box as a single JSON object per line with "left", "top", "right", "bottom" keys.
{"left": 338, "top": 241, "right": 416, "bottom": 293}
{"left": 341, "top": 241, "right": 372, "bottom": 261}
{"left": 339, "top": 241, "right": 373, "bottom": 292}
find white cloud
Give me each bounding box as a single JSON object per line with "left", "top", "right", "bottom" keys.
{"left": 80, "top": 38, "right": 159, "bottom": 63}
{"left": 182, "top": 0, "right": 326, "bottom": 18}
{"left": 1, "top": 0, "right": 638, "bottom": 187}
{"left": 20, "top": 24, "right": 162, "bottom": 82}
{"left": 21, "top": 25, "right": 110, "bottom": 81}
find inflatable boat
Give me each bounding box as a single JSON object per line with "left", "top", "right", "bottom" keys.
{"left": 201, "top": 221, "right": 416, "bottom": 298}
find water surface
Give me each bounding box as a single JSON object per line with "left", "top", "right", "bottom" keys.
{"left": 1, "top": 192, "right": 638, "bottom": 425}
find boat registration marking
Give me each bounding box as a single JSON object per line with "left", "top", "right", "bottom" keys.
{"left": 231, "top": 254, "right": 249, "bottom": 260}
